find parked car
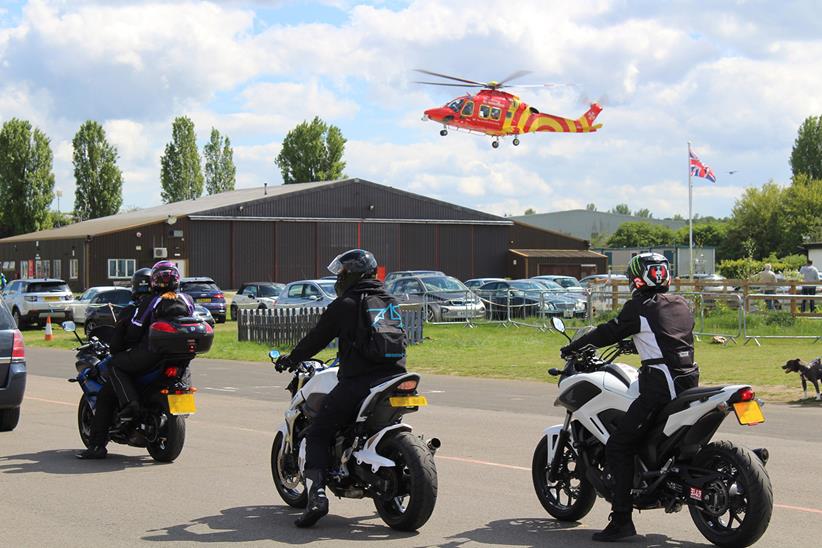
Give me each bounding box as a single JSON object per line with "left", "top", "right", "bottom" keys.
{"left": 464, "top": 277, "right": 506, "bottom": 291}
{"left": 579, "top": 273, "right": 630, "bottom": 289}
{"left": 85, "top": 299, "right": 215, "bottom": 334}
{"left": 531, "top": 278, "right": 588, "bottom": 309}
{"left": 384, "top": 270, "right": 445, "bottom": 285}
{"left": 531, "top": 275, "right": 586, "bottom": 294}
{"left": 180, "top": 277, "right": 226, "bottom": 323}
{"left": 386, "top": 274, "right": 484, "bottom": 322}
{"left": 230, "top": 282, "right": 286, "bottom": 320}
{"left": 72, "top": 287, "right": 131, "bottom": 324}
{"left": 0, "top": 297, "right": 25, "bottom": 431}
{"left": 1, "top": 278, "right": 74, "bottom": 328}
{"left": 478, "top": 279, "right": 584, "bottom": 319}
{"left": 193, "top": 304, "right": 216, "bottom": 326}
{"left": 275, "top": 279, "right": 338, "bottom": 309}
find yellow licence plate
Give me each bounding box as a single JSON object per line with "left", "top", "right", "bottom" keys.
{"left": 389, "top": 395, "right": 428, "bottom": 408}
{"left": 197, "top": 298, "right": 211, "bottom": 303}
{"left": 168, "top": 393, "right": 197, "bottom": 415}
{"left": 733, "top": 401, "right": 764, "bottom": 425}
{"left": 44, "top": 296, "right": 60, "bottom": 302}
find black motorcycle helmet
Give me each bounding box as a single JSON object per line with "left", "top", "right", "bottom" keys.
{"left": 131, "top": 268, "right": 152, "bottom": 298}
{"left": 327, "top": 249, "right": 378, "bottom": 295}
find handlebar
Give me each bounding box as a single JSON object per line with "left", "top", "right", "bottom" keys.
{"left": 555, "top": 338, "right": 636, "bottom": 378}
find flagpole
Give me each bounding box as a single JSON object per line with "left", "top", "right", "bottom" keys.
{"left": 688, "top": 141, "right": 694, "bottom": 280}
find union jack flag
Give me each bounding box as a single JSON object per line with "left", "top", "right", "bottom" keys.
{"left": 689, "top": 150, "right": 716, "bottom": 183}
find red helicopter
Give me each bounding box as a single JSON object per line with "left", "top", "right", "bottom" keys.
{"left": 416, "top": 69, "right": 602, "bottom": 148}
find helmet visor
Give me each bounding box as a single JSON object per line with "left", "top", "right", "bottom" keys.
{"left": 327, "top": 256, "right": 345, "bottom": 275}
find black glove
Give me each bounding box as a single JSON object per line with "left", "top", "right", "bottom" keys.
{"left": 275, "top": 354, "right": 296, "bottom": 373}
{"left": 560, "top": 345, "right": 576, "bottom": 359}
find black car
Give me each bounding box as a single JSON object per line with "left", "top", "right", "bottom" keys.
{"left": 180, "top": 277, "right": 227, "bottom": 323}
{"left": 81, "top": 288, "right": 132, "bottom": 334}
{"left": 85, "top": 298, "right": 216, "bottom": 334}
{"left": 0, "top": 297, "right": 26, "bottom": 431}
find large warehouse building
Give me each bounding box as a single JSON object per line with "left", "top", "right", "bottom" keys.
{"left": 0, "top": 179, "right": 606, "bottom": 290}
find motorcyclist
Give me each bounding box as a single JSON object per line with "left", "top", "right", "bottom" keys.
{"left": 76, "top": 267, "right": 152, "bottom": 459}
{"left": 274, "top": 249, "right": 406, "bottom": 528}
{"left": 560, "top": 252, "right": 699, "bottom": 542}
{"left": 106, "top": 260, "right": 194, "bottom": 420}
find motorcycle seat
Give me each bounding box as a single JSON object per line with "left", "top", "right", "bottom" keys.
{"left": 656, "top": 386, "right": 726, "bottom": 422}
{"left": 369, "top": 372, "right": 407, "bottom": 387}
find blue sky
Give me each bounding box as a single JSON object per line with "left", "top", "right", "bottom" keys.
{"left": 1, "top": 0, "right": 821, "bottom": 218}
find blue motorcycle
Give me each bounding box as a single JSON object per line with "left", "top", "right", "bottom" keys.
{"left": 63, "top": 319, "right": 211, "bottom": 462}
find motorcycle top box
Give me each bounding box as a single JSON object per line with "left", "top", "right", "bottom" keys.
{"left": 148, "top": 319, "right": 214, "bottom": 355}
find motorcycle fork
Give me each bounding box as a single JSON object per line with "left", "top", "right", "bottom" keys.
{"left": 548, "top": 412, "right": 572, "bottom": 483}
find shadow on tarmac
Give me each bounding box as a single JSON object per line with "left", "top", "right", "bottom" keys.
{"left": 142, "top": 505, "right": 418, "bottom": 544}
{"left": 0, "top": 449, "right": 158, "bottom": 475}
{"left": 434, "top": 517, "right": 712, "bottom": 547}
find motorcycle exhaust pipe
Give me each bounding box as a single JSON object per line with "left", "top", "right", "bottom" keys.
{"left": 427, "top": 438, "right": 441, "bottom": 455}
{"left": 753, "top": 447, "right": 769, "bottom": 466}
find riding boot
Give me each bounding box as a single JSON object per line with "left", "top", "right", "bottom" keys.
{"left": 76, "top": 445, "right": 108, "bottom": 459}
{"left": 592, "top": 511, "right": 636, "bottom": 542}
{"left": 295, "top": 469, "right": 329, "bottom": 528}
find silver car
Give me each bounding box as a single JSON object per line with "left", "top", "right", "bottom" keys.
{"left": 387, "top": 275, "right": 485, "bottom": 322}
{"left": 1, "top": 278, "right": 75, "bottom": 328}
{"left": 230, "top": 282, "right": 286, "bottom": 320}
{"left": 275, "top": 280, "right": 338, "bottom": 309}
{"left": 71, "top": 286, "right": 122, "bottom": 324}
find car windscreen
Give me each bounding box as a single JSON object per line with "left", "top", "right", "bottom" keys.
{"left": 181, "top": 282, "right": 219, "bottom": 293}
{"left": 26, "top": 282, "right": 70, "bottom": 293}
{"left": 420, "top": 276, "right": 466, "bottom": 292}
{"left": 554, "top": 278, "right": 581, "bottom": 288}
{"left": 536, "top": 280, "right": 564, "bottom": 290}
{"left": 0, "top": 301, "right": 14, "bottom": 329}
{"left": 258, "top": 285, "right": 284, "bottom": 297}
{"left": 318, "top": 282, "right": 337, "bottom": 297}
{"left": 510, "top": 281, "right": 542, "bottom": 291}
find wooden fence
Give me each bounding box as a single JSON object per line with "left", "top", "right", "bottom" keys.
{"left": 237, "top": 306, "right": 425, "bottom": 348}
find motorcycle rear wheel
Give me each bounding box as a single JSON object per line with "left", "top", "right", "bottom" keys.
{"left": 147, "top": 415, "right": 186, "bottom": 462}
{"left": 373, "top": 432, "right": 438, "bottom": 531}
{"left": 271, "top": 432, "right": 307, "bottom": 508}
{"left": 688, "top": 441, "right": 772, "bottom": 548}
{"left": 532, "top": 436, "right": 596, "bottom": 521}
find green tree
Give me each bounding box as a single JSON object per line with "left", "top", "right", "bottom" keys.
{"left": 790, "top": 115, "right": 822, "bottom": 180}
{"left": 160, "top": 116, "right": 204, "bottom": 203}
{"left": 275, "top": 116, "right": 346, "bottom": 184}
{"left": 722, "top": 181, "right": 785, "bottom": 259}
{"left": 781, "top": 175, "right": 822, "bottom": 251}
{"left": 523, "top": 208, "right": 536, "bottom": 215}
{"left": 674, "top": 221, "right": 731, "bottom": 259}
{"left": 72, "top": 120, "right": 123, "bottom": 221}
{"left": 0, "top": 118, "right": 55, "bottom": 235}
{"left": 610, "top": 203, "right": 630, "bottom": 215}
{"left": 585, "top": 203, "right": 597, "bottom": 211}
{"left": 203, "top": 127, "right": 236, "bottom": 195}
{"left": 607, "top": 222, "right": 675, "bottom": 247}
{"left": 634, "top": 208, "right": 652, "bottom": 218}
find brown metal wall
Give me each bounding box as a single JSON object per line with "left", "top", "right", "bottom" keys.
{"left": 316, "top": 223, "right": 358, "bottom": 276}
{"left": 361, "top": 223, "right": 399, "bottom": 274}
{"left": 473, "top": 225, "right": 509, "bottom": 278}
{"left": 233, "top": 222, "right": 277, "bottom": 286}
{"left": 0, "top": 237, "right": 87, "bottom": 291}
{"left": 189, "top": 222, "right": 230, "bottom": 287}
{"left": 507, "top": 253, "right": 607, "bottom": 279}
{"left": 276, "top": 222, "right": 316, "bottom": 282}
{"left": 397, "top": 224, "right": 437, "bottom": 271}
{"left": 438, "top": 225, "right": 473, "bottom": 280}
{"left": 201, "top": 180, "right": 500, "bottom": 222}
{"left": 510, "top": 222, "right": 588, "bottom": 250}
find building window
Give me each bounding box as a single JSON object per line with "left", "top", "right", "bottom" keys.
{"left": 107, "top": 258, "right": 135, "bottom": 279}
{"left": 53, "top": 259, "right": 62, "bottom": 280}
{"left": 70, "top": 259, "right": 79, "bottom": 280}
{"left": 35, "top": 259, "right": 50, "bottom": 278}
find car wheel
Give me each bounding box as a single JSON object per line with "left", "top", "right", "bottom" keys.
{"left": 11, "top": 308, "right": 23, "bottom": 329}
{"left": 84, "top": 320, "right": 96, "bottom": 336}
{"left": 230, "top": 304, "right": 238, "bottom": 321}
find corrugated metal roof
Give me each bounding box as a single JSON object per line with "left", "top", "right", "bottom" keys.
{"left": 509, "top": 249, "right": 608, "bottom": 259}
{"left": 0, "top": 180, "right": 340, "bottom": 243}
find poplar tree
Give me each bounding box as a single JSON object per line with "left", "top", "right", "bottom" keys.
{"left": 160, "top": 116, "right": 204, "bottom": 203}
{"left": 73, "top": 120, "right": 123, "bottom": 220}
{"left": 203, "top": 127, "right": 236, "bottom": 195}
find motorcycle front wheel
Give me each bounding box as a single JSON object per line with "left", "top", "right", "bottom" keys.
{"left": 688, "top": 441, "right": 772, "bottom": 548}
{"left": 271, "top": 432, "right": 306, "bottom": 508}
{"left": 373, "top": 431, "right": 438, "bottom": 531}
{"left": 532, "top": 435, "right": 596, "bottom": 521}
{"left": 77, "top": 396, "right": 93, "bottom": 448}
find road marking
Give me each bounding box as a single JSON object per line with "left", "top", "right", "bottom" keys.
{"left": 25, "top": 396, "right": 75, "bottom": 407}
{"left": 21, "top": 394, "right": 822, "bottom": 516}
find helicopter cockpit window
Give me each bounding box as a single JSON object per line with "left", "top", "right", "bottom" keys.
{"left": 461, "top": 101, "right": 474, "bottom": 116}
{"left": 479, "top": 104, "right": 491, "bottom": 118}
{"left": 446, "top": 99, "right": 465, "bottom": 112}
{"left": 490, "top": 107, "right": 502, "bottom": 120}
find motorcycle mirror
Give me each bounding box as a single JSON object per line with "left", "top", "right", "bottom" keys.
{"left": 551, "top": 317, "right": 566, "bottom": 333}
{"left": 62, "top": 321, "right": 76, "bottom": 332}
{"left": 268, "top": 349, "right": 280, "bottom": 361}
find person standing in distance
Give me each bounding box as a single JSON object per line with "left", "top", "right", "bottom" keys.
{"left": 799, "top": 258, "right": 819, "bottom": 313}
{"left": 560, "top": 252, "right": 698, "bottom": 542}
{"left": 274, "top": 249, "right": 406, "bottom": 528}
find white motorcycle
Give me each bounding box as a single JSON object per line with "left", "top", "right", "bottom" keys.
{"left": 533, "top": 318, "right": 772, "bottom": 548}
{"left": 267, "top": 351, "right": 439, "bottom": 531}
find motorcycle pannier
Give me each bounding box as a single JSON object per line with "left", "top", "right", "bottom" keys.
{"left": 148, "top": 319, "right": 214, "bottom": 355}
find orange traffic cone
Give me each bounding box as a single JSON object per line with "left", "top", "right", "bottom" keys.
{"left": 44, "top": 315, "right": 54, "bottom": 341}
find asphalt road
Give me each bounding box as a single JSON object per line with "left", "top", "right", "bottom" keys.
{"left": 2, "top": 347, "right": 820, "bottom": 547}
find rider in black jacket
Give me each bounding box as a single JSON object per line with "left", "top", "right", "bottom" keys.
{"left": 275, "top": 249, "right": 405, "bottom": 528}
{"left": 561, "top": 252, "right": 699, "bottom": 542}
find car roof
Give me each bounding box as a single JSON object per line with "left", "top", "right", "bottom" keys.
{"left": 181, "top": 277, "right": 216, "bottom": 282}
{"left": 287, "top": 279, "right": 334, "bottom": 284}
{"left": 242, "top": 281, "right": 285, "bottom": 286}
{"left": 20, "top": 278, "right": 66, "bottom": 283}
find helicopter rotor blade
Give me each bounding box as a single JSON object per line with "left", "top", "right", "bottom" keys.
{"left": 496, "top": 70, "right": 532, "bottom": 86}
{"left": 412, "top": 81, "right": 486, "bottom": 88}
{"left": 414, "top": 69, "right": 486, "bottom": 87}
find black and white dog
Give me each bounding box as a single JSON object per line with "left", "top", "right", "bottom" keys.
{"left": 782, "top": 358, "right": 822, "bottom": 400}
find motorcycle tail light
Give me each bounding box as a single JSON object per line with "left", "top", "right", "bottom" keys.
{"left": 397, "top": 379, "right": 418, "bottom": 391}
{"left": 164, "top": 367, "right": 178, "bottom": 378}
{"left": 738, "top": 388, "right": 755, "bottom": 401}
{"left": 11, "top": 330, "right": 25, "bottom": 362}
